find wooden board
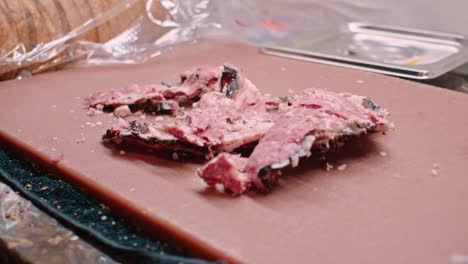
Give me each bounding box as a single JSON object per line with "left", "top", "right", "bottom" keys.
{"left": 1, "top": 41, "right": 468, "bottom": 264}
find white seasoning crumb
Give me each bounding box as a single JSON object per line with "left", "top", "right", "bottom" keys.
{"left": 70, "top": 236, "right": 79, "bottom": 241}
{"left": 304, "top": 90, "right": 315, "bottom": 96}
{"left": 95, "top": 121, "right": 102, "bottom": 126}
{"left": 114, "top": 105, "right": 131, "bottom": 117}
{"left": 90, "top": 149, "right": 95, "bottom": 153}
{"left": 51, "top": 104, "right": 57, "bottom": 108}
{"left": 80, "top": 125, "right": 85, "bottom": 129}
{"left": 101, "top": 216, "right": 107, "bottom": 221}
{"left": 379, "top": 151, "right": 388, "bottom": 157}
{"left": 326, "top": 162, "right": 334, "bottom": 172}
{"left": 69, "top": 109, "right": 75, "bottom": 113}
{"left": 215, "top": 184, "right": 225, "bottom": 193}
{"left": 433, "top": 163, "right": 440, "bottom": 169}
{"left": 291, "top": 156, "right": 299, "bottom": 168}
{"left": 96, "top": 104, "right": 104, "bottom": 111}
{"left": 47, "top": 235, "right": 63, "bottom": 246}
{"left": 129, "top": 188, "right": 136, "bottom": 192}
{"left": 140, "top": 114, "right": 146, "bottom": 120}
{"left": 172, "top": 152, "right": 179, "bottom": 160}
{"left": 280, "top": 66, "right": 287, "bottom": 71}
{"left": 51, "top": 148, "right": 57, "bottom": 152}
{"left": 119, "top": 150, "right": 125, "bottom": 155}
{"left": 356, "top": 79, "right": 364, "bottom": 84}
{"left": 287, "top": 89, "right": 295, "bottom": 94}
{"left": 75, "top": 137, "right": 86, "bottom": 144}
{"left": 431, "top": 169, "right": 438, "bottom": 176}
{"left": 337, "top": 164, "right": 347, "bottom": 171}
{"left": 52, "top": 136, "right": 58, "bottom": 141}
{"left": 155, "top": 116, "right": 163, "bottom": 121}
{"left": 108, "top": 113, "right": 114, "bottom": 117}
{"left": 88, "top": 109, "right": 103, "bottom": 116}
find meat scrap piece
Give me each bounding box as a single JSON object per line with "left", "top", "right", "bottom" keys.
{"left": 103, "top": 98, "right": 276, "bottom": 159}
{"left": 102, "top": 66, "right": 280, "bottom": 158}
{"left": 197, "top": 153, "right": 251, "bottom": 195}
{"left": 86, "top": 65, "right": 223, "bottom": 116}
{"left": 198, "top": 89, "right": 392, "bottom": 195}
{"left": 103, "top": 119, "right": 208, "bottom": 157}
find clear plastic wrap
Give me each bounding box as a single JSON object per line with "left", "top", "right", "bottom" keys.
{"left": 0, "top": 0, "right": 360, "bottom": 80}
{"left": 1, "top": 0, "right": 466, "bottom": 81}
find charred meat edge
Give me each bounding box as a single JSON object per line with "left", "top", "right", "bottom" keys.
{"left": 220, "top": 65, "right": 239, "bottom": 98}
{"left": 127, "top": 99, "right": 176, "bottom": 115}
{"left": 254, "top": 120, "right": 378, "bottom": 191}
{"left": 102, "top": 121, "right": 209, "bottom": 157}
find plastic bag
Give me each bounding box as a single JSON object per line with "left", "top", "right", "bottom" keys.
{"left": 0, "top": 0, "right": 368, "bottom": 81}
{"left": 0, "top": 0, "right": 213, "bottom": 80}
{"left": 1, "top": 0, "right": 466, "bottom": 81}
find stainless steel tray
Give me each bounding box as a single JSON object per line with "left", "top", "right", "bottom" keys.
{"left": 260, "top": 22, "right": 468, "bottom": 79}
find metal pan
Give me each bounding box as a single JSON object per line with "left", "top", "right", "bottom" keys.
{"left": 260, "top": 22, "right": 468, "bottom": 79}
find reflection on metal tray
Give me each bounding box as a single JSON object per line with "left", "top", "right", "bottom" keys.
{"left": 260, "top": 22, "right": 468, "bottom": 79}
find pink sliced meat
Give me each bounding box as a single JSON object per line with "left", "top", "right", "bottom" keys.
{"left": 86, "top": 65, "right": 221, "bottom": 115}
{"left": 94, "top": 64, "right": 393, "bottom": 195}
{"left": 102, "top": 65, "right": 282, "bottom": 158}
{"left": 198, "top": 89, "right": 392, "bottom": 194}
{"left": 197, "top": 153, "right": 251, "bottom": 195}
{"left": 178, "top": 92, "right": 278, "bottom": 151}
{"left": 102, "top": 119, "right": 209, "bottom": 157}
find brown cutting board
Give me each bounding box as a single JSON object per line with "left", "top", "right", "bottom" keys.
{"left": 1, "top": 41, "right": 468, "bottom": 264}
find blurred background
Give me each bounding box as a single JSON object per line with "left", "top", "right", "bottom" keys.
{"left": 1, "top": 0, "right": 468, "bottom": 81}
